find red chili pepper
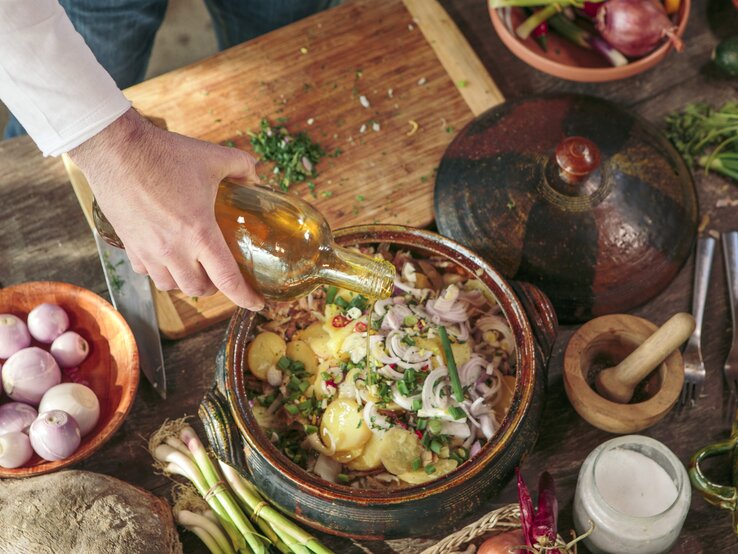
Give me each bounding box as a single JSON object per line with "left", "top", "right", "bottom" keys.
{"left": 415, "top": 429, "right": 423, "bottom": 440}
{"left": 395, "top": 420, "right": 408, "bottom": 430}
{"left": 390, "top": 363, "right": 398, "bottom": 369}
{"left": 354, "top": 321, "right": 367, "bottom": 332}
{"left": 325, "top": 379, "right": 337, "bottom": 389}
{"left": 421, "top": 365, "right": 429, "bottom": 372}
{"left": 332, "top": 315, "right": 350, "bottom": 328}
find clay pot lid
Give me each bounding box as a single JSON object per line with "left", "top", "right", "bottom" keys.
{"left": 434, "top": 94, "right": 698, "bottom": 323}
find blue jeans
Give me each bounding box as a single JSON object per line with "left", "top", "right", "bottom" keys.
{"left": 3, "top": 0, "right": 336, "bottom": 139}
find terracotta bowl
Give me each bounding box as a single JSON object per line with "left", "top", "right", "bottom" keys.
{"left": 489, "top": 2, "right": 690, "bottom": 82}
{"left": 0, "top": 281, "right": 139, "bottom": 477}
{"left": 200, "top": 225, "right": 558, "bottom": 539}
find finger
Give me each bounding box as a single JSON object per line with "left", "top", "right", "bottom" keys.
{"left": 168, "top": 260, "right": 217, "bottom": 298}
{"left": 199, "top": 235, "right": 264, "bottom": 310}
{"left": 127, "top": 251, "right": 147, "bottom": 275}
{"left": 218, "top": 146, "right": 260, "bottom": 184}
{"left": 146, "top": 264, "right": 177, "bottom": 292}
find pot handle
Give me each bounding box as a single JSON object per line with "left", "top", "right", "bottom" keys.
{"left": 198, "top": 341, "right": 246, "bottom": 470}
{"left": 689, "top": 435, "right": 738, "bottom": 533}
{"left": 510, "top": 281, "right": 558, "bottom": 361}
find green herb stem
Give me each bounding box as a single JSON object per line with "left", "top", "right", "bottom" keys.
{"left": 516, "top": 4, "right": 559, "bottom": 40}
{"left": 438, "top": 325, "right": 464, "bottom": 402}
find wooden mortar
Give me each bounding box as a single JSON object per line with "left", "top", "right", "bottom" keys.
{"left": 564, "top": 314, "right": 686, "bottom": 434}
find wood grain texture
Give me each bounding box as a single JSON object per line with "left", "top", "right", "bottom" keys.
{"left": 1, "top": 0, "right": 738, "bottom": 552}
{"left": 0, "top": 281, "right": 139, "bottom": 478}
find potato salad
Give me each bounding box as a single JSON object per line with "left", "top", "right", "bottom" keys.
{"left": 245, "top": 249, "right": 516, "bottom": 489}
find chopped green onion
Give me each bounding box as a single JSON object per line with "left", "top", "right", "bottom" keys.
{"left": 411, "top": 398, "right": 422, "bottom": 411}
{"left": 277, "top": 356, "right": 291, "bottom": 370}
{"left": 325, "top": 286, "right": 338, "bottom": 304}
{"left": 403, "top": 315, "right": 418, "bottom": 326}
{"left": 335, "top": 296, "right": 349, "bottom": 308}
{"left": 430, "top": 439, "right": 443, "bottom": 455}
{"left": 424, "top": 464, "right": 436, "bottom": 475}
{"left": 417, "top": 418, "right": 428, "bottom": 431}
{"left": 397, "top": 380, "right": 410, "bottom": 396}
{"left": 285, "top": 404, "right": 299, "bottom": 415}
{"left": 411, "top": 457, "right": 422, "bottom": 471}
{"left": 448, "top": 406, "right": 465, "bottom": 420}
{"left": 304, "top": 424, "right": 318, "bottom": 435}
{"left": 428, "top": 419, "right": 443, "bottom": 435}
{"left": 337, "top": 473, "right": 350, "bottom": 484}
{"left": 438, "top": 325, "right": 464, "bottom": 402}
{"left": 292, "top": 361, "right": 305, "bottom": 373}
{"left": 298, "top": 380, "right": 310, "bottom": 393}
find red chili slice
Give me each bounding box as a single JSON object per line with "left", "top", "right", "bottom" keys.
{"left": 354, "top": 321, "right": 367, "bottom": 332}
{"left": 332, "top": 315, "right": 350, "bottom": 328}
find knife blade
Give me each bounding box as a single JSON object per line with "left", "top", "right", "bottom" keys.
{"left": 93, "top": 230, "right": 167, "bottom": 398}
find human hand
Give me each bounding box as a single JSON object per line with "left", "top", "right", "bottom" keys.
{"left": 68, "top": 108, "right": 265, "bottom": 310}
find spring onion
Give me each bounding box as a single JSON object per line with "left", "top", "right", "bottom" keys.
{"left": 438, "top": 325, "right": 464, "bottom": 402}
{"left": 549, "top": 13, "right": 628, "bottom": 67}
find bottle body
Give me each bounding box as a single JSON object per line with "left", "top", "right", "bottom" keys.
{"left": 94, "top": 182, "right": 394, "bottom": 301}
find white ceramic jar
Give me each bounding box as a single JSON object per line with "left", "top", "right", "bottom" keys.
{"left": 573, "top": 435, "right": 691, "bottom": 554}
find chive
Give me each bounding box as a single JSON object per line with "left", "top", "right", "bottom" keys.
{"left": 277, "top": 356, "right": 291, "bottom": 370}
{"left": 401, "top": 335, "right": 416, "bottom": 346}
{"left": 285, "top": 404, "right": 299, "bottom": 415}
{"left": 298, "top": 380, "right": 309, "bottom": 393}
{"left": 403, "top": 315, "right": 418, "bottom": 326}
{"left": 292, "top": 361, "right": 305, "bottom": 372}
{"left": 438, "top": 325, "right": 464, "bottom": 402}
{"left": 335, "top": 296, "right": 349, "bottom": 308}
{"left": 337, "top": 473, "right": 350, "bottom": 484}
{"left": 411, "top": 398, "right": 422, "bottom": 411}
{"left": 411, "top": 457, "right": 422, "bottom": 471}
{"left": 417, "top": 418, "right": 428, "bottom": 431}
{"left": 424, "top": 464, "right": 436, "bottom": 475}
{"left": 397, "top": 380, "right": 410, "bottom": 396}
{"left": 421, "top": 431, "right": 432, "bottom": 449}
{"left": 448, "top": 406, "right": 465, "bottom": 420}
{"left": 428, "top": 419, "right": 443, "bottom": 435}
{"left": 304, "top": 424, "right": 318, "bottom": 434}
{"left": 325, "top": 286, "right": 338, "bottom": 304}
{"left": 430, "top": 439, "right": 443, "bottom": 455}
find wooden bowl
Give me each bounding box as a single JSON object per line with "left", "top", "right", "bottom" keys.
{"left": 563, "top": 314, "right": 684, "bottom": 433}
{"left": 489, "top": 3, "right": 690, "bottom": 82}
{"left": 200, "top": 225, "right": 559, "bottom": 539}
{"left": 0, "top": 281, "right": 139, "bottom": 477}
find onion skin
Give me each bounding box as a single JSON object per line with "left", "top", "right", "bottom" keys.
{"left": 50, "top": 331, "right": 90, "bottom": 368}
{"left": 0, "top": 431, "right": 34, "bottom": 468}
{"left": 27, "top": 303, "right": 69, "bottom": 343}
{"left": 29, "top": 410, "right": 81, "bottom": 461}
{"left": 596, "top": 0, "right": 682, "bottom": 58}
{"left": 0, "top": 314, "right": 31, "bottom": 359}
{"left": 0, "top": 402, "right": 38, "bottom": 434}
{"left": 2, "top": 347, "right": 61, "bottom": 405}
{"left": 477, "top": 529, "right": 526, "bottom": 554}
{"left": 38, "top": 383, "right": 100, "bottom": 436}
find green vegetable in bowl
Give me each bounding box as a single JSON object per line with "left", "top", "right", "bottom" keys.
{"left": 713, "top": 36, "right": 738, "bottom": 77}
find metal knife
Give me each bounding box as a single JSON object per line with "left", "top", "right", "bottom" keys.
{"left": 93, "top": 230, "right": 167, "bottom": 398}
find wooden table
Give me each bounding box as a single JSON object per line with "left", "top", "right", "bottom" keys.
{"left": 2, "top": 0, "right": 738, "bottom": 552}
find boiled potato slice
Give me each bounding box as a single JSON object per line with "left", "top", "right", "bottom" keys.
{"left": 295, "top": 323, "right": 331, "bottom": 359}
{"left": 333, "top": 448, "right": 364, "bottom": 464}
{"left": 320, "top": 398, "right": 372, "bottom": 453}
{"left": 450, "top": 341, "right": 471, "bottom": 368}
{"left": 286, "top": 340, "right": 319, "bottom": 374}
{"left": 323, "top": 305, "right": 362, "bottom": 358}
{"left": 379, "top": 427, "right": 423, "bottom": 476}
{"left": 415, "top": 337, "right": 441, "bottom": 357}
{"left": 398, "top": 459, "right": 458, "bottom": 484}
{"left": 338, "top": 368, "right": 362, "bottom": 399}
{"left": 246, "top": 332, "right": 286, "bottom": 380}
{"left": 347, "top": 432, "right": 384, "bottom": 471}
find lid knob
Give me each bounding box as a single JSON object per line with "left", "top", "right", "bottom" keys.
{"left": 555, "top": 136, "right": 601, "bottom": 185}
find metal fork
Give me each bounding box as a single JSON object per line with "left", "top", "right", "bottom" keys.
{"left": 680, "top": 236, "right": 716, "bottom": 408}
{"left": 722, "top": 231, "right": 738, "bottom": 418}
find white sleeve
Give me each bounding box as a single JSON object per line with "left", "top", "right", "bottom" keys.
{"left": 0, "top": 0, "right": 131, "bottom": 157}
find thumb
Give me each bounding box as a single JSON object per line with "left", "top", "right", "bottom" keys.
{"left": 219, "top": 145, "right": 260, "bottom": 184}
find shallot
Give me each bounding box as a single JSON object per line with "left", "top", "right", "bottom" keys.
{"left": 2, "top": 347, "right": 61, "bottom": 404}
{"left": 0, "top": 402, "right": 38, "bottom": 434}
{"left": 27, "top": 303, "right": 69, "bottom": 343}
{"left": 0, "top": 314, "right": 31, "bottom": 358}
{"left": 39, "top": 383, "right": 100, "bottom": 436}
{"left": 29, "top": 410, "right": 81, "bottom": 461}
{"left": 50, "top": 331, "right": 89, "bottom": 368}
{"left": 596, "top": 0, "right": 682, "bottom": 58}
{"left": 0, "top": 431, "right": 33, "bottom": 468}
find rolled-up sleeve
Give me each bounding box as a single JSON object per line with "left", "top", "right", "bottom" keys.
{"left": 0, "top": 0, "right": 131, "bottom": 156}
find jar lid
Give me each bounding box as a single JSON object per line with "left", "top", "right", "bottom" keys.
{"left": 434, "top": 95, "right": 698, "bottom": 323}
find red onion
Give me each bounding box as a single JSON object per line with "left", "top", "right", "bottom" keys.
{"left": 29, "top": 410, "right": 81, "bottom": 461}
{"left": 27, "top": 303, "right": 69, "bottom": 343}
{"left": 2, "top": 347, "right": 61, "bottom": 404}
{"left": 39, "top": 383, "right": 100, "bottom": 436}
{"left": 0, "top": 314, "right": 31, "bottom": 359}
{"left": 596, "top": 0, "right": 682, "bottom": 58}
{"left": 50, "top": 331, "right": 89, "bottom": 368}
{"left": 0, "top": 402, "right": 38, "bottom": 434}
{"left": 0, "top": 431, "right": 33, "bottom": 468}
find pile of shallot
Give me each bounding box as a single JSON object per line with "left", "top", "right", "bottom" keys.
{"left": 0, "top": 304, "right": 100, "bottom": 468}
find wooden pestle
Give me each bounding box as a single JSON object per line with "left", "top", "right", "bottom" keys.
{"left": 595, "top": 312, "right": 695, "bottom": 403}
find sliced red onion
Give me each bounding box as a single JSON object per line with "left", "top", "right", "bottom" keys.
{"left": 379, "top": 364, "right": 405, "bottom": 381}
{"left": 447, "top": 322, "right": 470, "bottom": 342}
{"left": 38, "top": 383, "right": 100, "bottom": 436}
{"left": 0, "top": 431, "right": 33, "bottom": 468}
{"left": 477, "top": 315, "right": 514, "bottom": 352}
{"left": 392, "top": 279, "right": 422, "bottom": 297}
{"left": 2, "top": 347, "right": 61, "bottom": 405}
{"left": 479, "top": 414, "right": 497, "bottom": 441}
{"left": 29, "top": 410, "right": 81, "bottom": 461}
{"left": 469, "top": 440, "right": 482, "bottom": 458}
{"left": 27, "top": 303, "right": 69, "bottom": 343}
{"left": 363, "top": 401, "right": 391, "bottom": 431}
{"left": 470, "top": 397, "right": 488, "bottom": 417}
{"left": 381, "top": 308, "right": 403, "bottom": 331}
{"left": 49, "top": 331, "right": 89, "bottom": 368}
{"left": 391, "top": 385, "right": 421, "bottom": 411}
{"left": 421, "top": 366, "right": 448, "bottom": 412}
{"left": 313, "top": 454, "right": 341, "bottom": 483}
{"left": 458, "top": 356, "right": 486, "bottom": 388}
{"left": 0, "top": 402, "right": 38, "bottom": 434}
{"left": 305, "top": 432, "right": 336, "bottom": 456}
{"left": 457, "top": 289, "right": 486, "bottom": 307}
{"left": 373, "top": 298, "right": 393, "bottom": 316}
{"left": 441, "top": 420, "right": 471, "bottom": 439}
{"left": 0, "top": 314, "right": 31, "bottom": 359}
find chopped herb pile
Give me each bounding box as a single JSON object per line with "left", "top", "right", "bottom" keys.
{"left": 249, "top": 118, "right": 326, "bottom": 191}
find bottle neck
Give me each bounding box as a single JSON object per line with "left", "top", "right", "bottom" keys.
{"left": 318, "top": 246, "right": 395, "bottom": 300}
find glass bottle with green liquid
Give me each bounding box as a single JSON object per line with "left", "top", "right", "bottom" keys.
{"left": 93, "top": 181, "right": 395, "bottom": 302}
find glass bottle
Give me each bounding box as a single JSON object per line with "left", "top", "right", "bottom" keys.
{"left": 93, "top": 182, "right": 395, "bottom": 301}
{"left": 573, "top": 435, "right": 691, "bottom": 554}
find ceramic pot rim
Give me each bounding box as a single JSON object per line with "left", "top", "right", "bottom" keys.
{"left": 226, "top": 224, "right": 538, "bottom": 504}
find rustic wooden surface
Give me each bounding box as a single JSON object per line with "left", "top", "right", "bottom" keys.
{"left": 1, "top": 0, "right": 738, "bottom": 552}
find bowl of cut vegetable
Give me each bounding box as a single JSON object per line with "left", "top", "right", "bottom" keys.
{"left": 200, "top": 225, "right": 558, "bottom": 539}
{"left": 489, "top": 0, "right": 690, "bottom": 82}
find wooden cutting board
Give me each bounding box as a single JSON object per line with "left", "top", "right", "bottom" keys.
{"left": 67, "top": 0, "right": 503, "bottom": 339}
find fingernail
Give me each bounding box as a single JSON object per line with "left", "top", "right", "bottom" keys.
{"left": 249, "top": 302, "right": 265, "bottom": 312}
